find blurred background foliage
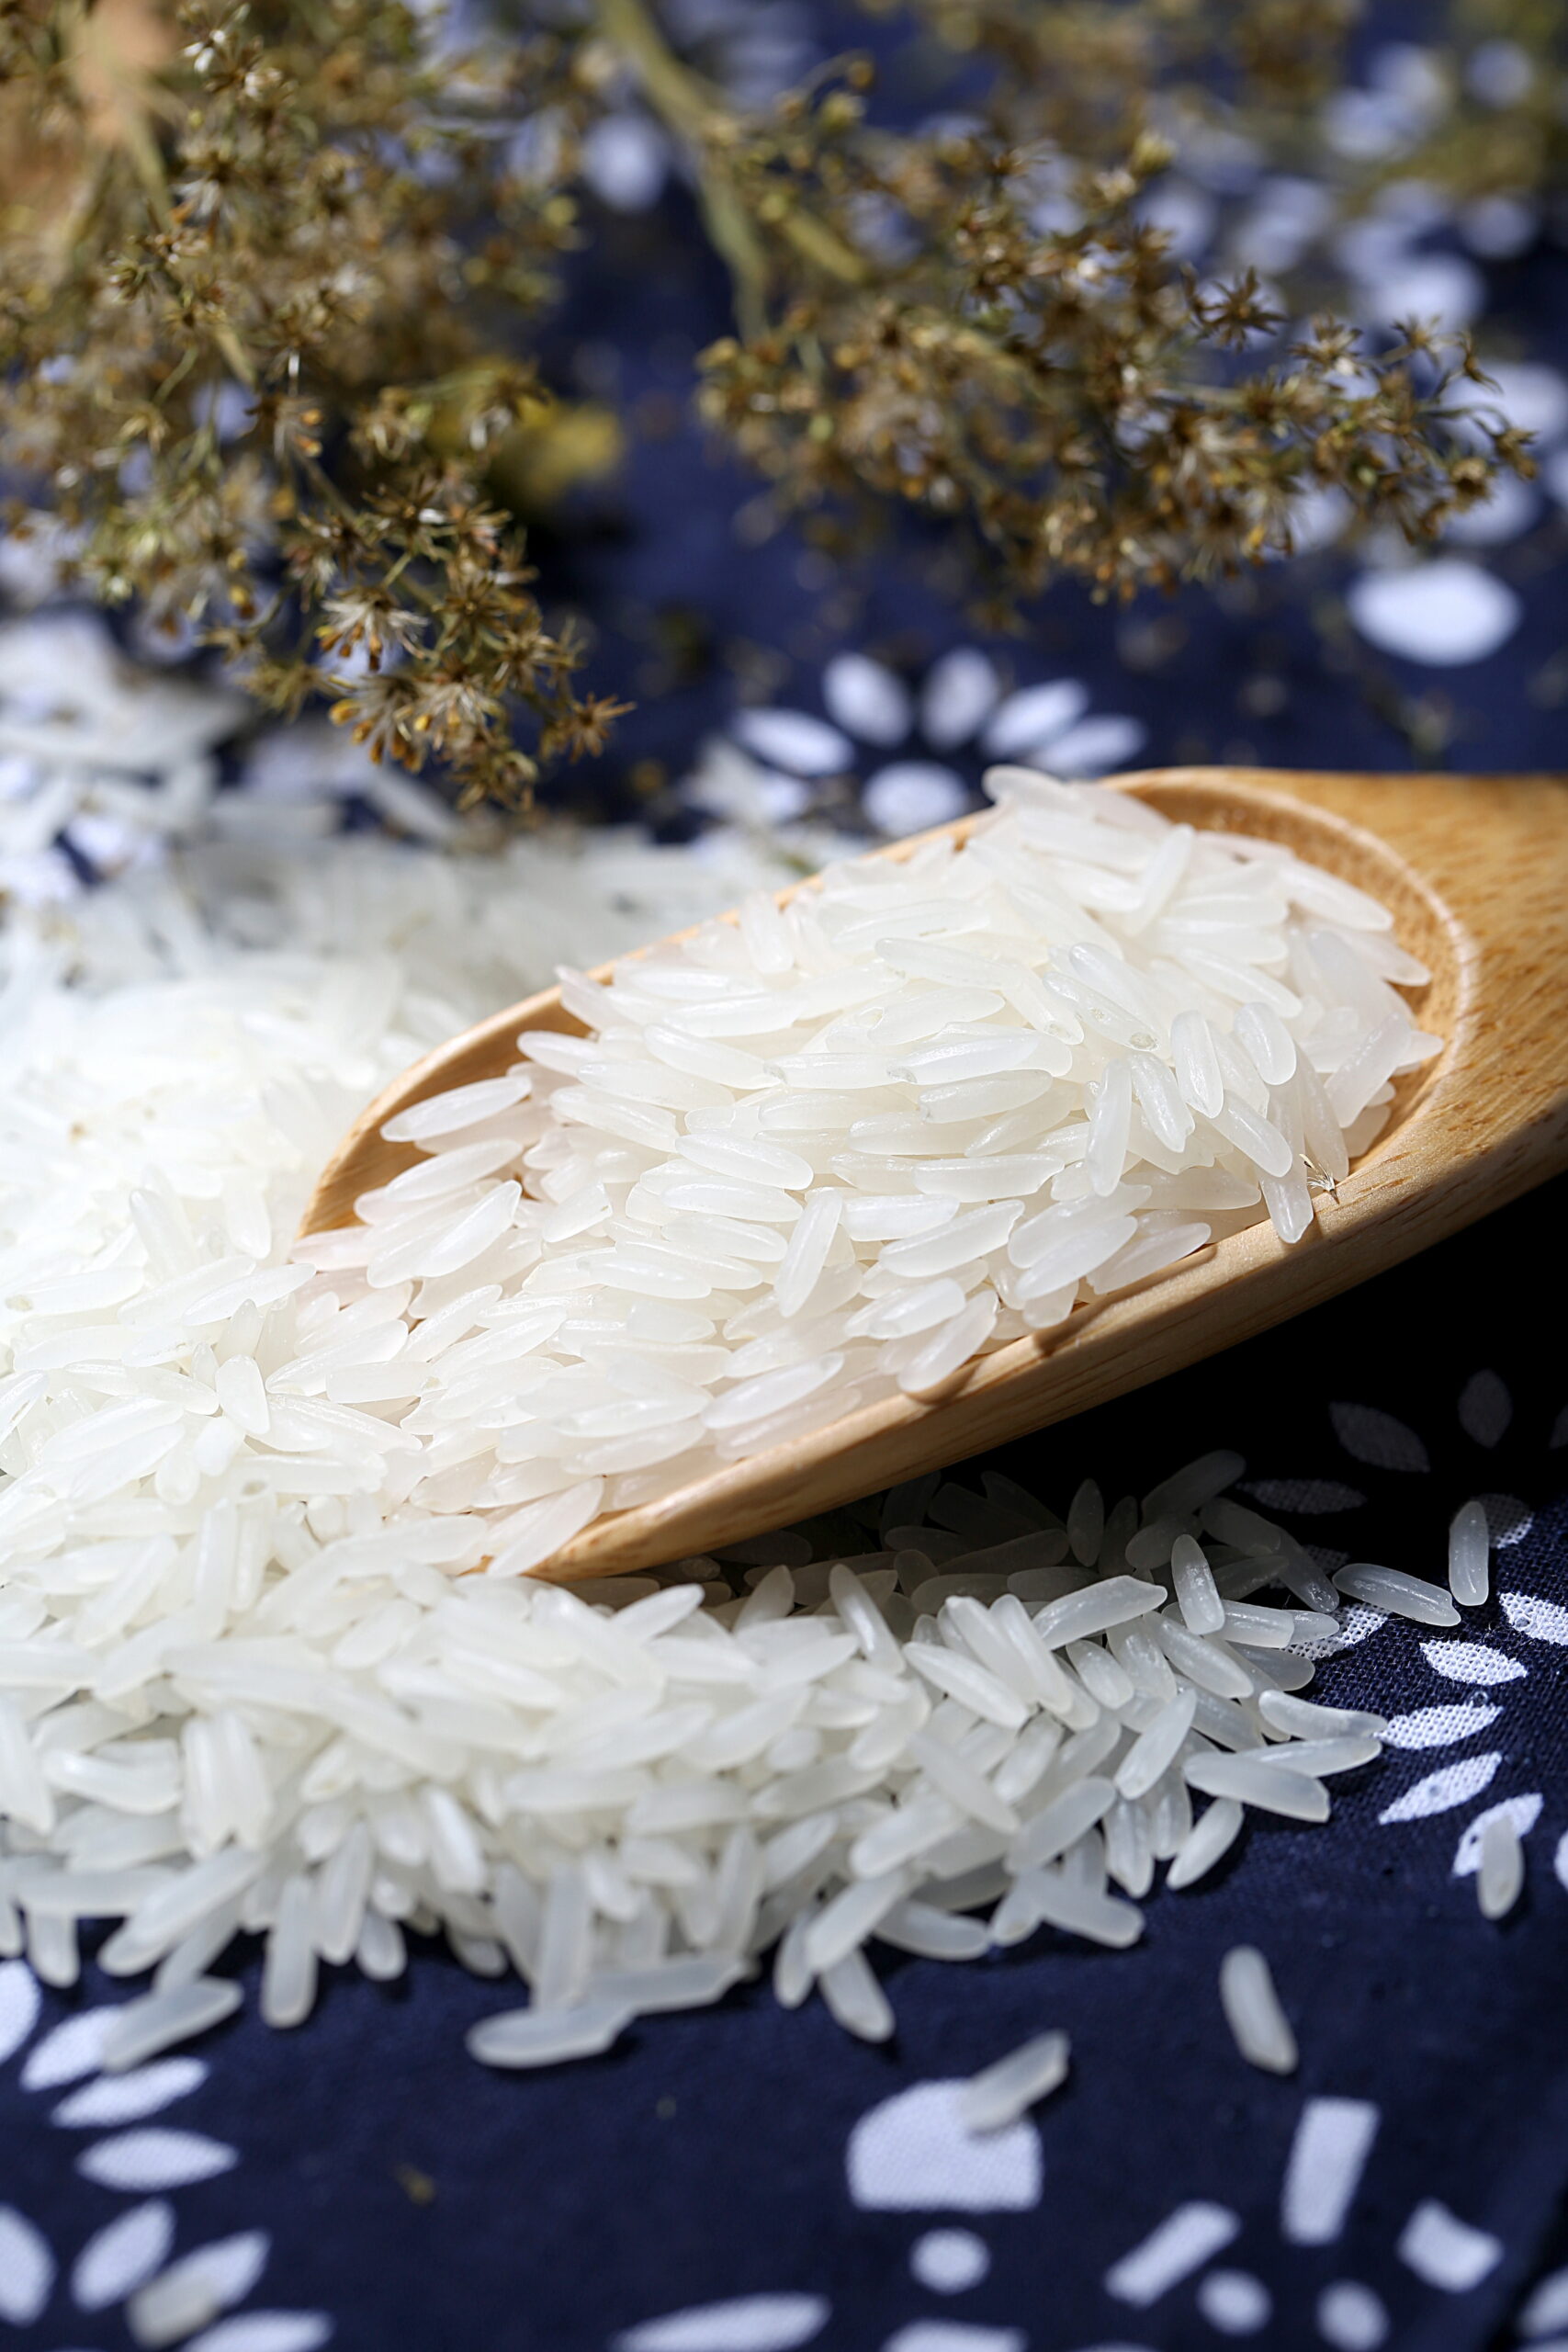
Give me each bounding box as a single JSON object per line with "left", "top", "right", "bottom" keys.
{"left": 0, "top": 0, "right": 1563, "bottom": 811}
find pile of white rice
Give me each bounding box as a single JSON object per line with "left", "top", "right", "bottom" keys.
{"left": 311, "top": 763, "right": 1439, "bottom": 1569}
{"left": 0, "top": 758, "right": 1468, "bottom": 2071}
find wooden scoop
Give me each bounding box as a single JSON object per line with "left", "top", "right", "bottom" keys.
{"left": 301, "top": 766, "right": 1568, "bottom": 1578}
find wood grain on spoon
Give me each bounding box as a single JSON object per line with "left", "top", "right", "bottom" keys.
{"left": 300, "top": 767, "right": 1568, "bottom": 1578}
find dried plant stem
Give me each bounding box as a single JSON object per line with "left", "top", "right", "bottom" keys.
{"left": 595, "top": 0, "right": 867, "bottom": 329}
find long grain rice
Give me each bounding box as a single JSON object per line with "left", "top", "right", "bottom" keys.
{"left": 1477, "top": 1814, "right": 1525, "bottom": 1920}
{"left": 1332, "top": 1565, "right": 1461, "bottom": 1627}
{"left": 1448, "top": 1499, "right": 1492, "bottom": 1608}
{"left": 959, "top": 2028, "right": 1071, "bottom": 2131}
{"left": 1219, "top": 1945, "right": 1298, "bottom": 2074}
{"left": 0, "top": 752, "right": 1443, "bottom": 2071}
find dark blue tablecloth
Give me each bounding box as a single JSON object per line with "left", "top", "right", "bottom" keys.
{"left": 3, "top": 10, "right": 1566, "bottom": 2345}
{"left": 6, "top": 1189, "right": 1566, "bottom": 2352}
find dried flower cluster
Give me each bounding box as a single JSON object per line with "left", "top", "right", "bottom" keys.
{"left": 0, "top": 0, "right": 622, "bottom": 802}
{"left": 0, "top": 0, "right": 1553, "bottom": 803}
{"left": 653, "top": 0, "right": 1538, "bottom": 601}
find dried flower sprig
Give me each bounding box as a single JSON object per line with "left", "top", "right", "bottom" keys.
{"left": 0, "top": 0, "right": 617, "bottom": 804}
{"left": 0, "top": 0, "right": 1554, "bottom": 805}
{"left": 601, "top": 0, "right": 1530, "bottom": 602}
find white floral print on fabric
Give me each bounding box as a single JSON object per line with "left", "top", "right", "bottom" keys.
{"left": 1265, "top": 1371, "right": 1561, "bottom": 1875}
{"left": 615, "top": 2297, "right": 830, "bottom": 2351}
{"left": 1336, "top": 351, "right": 1568, "bottom": 664}
{"left": 1098, "top": 2090, "right": 1503, "bottom": 2343}
{"left": 680, "top": 650, "right": 1148, "bottom": 842}
{"left": 0, "top": 1959, "right": 332, "bottom": 2347}
{"left": 1336, "top": 354, "right": 1568, "bottom": 640}
{"left": 612, "top": 2076, "right": 1514, "bottom": 2350}
{"left": 1329, "top": 1406, "right": 1430, "bottom": 1475}
{"left": 1346, "top": 560, "right": 1524, "bottom": 666}
{"left": 847, "top": 2083, "right": 1043, "bottom": 2211}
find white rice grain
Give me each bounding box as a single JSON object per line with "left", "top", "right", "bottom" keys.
{"left": 1219, "top": 1945, "right": 1298, "bottom": 2074}
{"left": 818, "top": 1949, "right": 895, "bottom": 2041}
{"left": 99, "top": 1978, "right": 243, "bottom": 2074}
{"left": 1167, "top": 1798, "right": 1246, "bottom": 1891}
{"left": 382, "top": 1074, "right": 531, "bottom": 1144}
{"left": 959, "top": 2029, "right": 1071, "bottom": 2131}
{"left": 1332, "top": 1564, "right": 1461, "bottom": 1627}
{"left": 467, "top": 1998, "right": 634, "bottom": 2068}
{"left": 1477, "top": 1813, "right": 1525, "bottom": 1920}
{"left": 1171, "top": 1534, "right": 1226, "bottom": 1634}
{"left": 1448, "top": 1498, "right": 1492, "bottom": 1608}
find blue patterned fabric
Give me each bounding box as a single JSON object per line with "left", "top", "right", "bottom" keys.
{"left": 4, "top": 1191, "right": 1566, "bottom": 2352}
{"left": 3, "top": 11, "right": 1567, "bottom": 2345}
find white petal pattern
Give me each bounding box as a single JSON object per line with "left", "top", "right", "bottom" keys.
{"left": 616, "top": 2295, "right": 831, "bottom": 2351}
{"left": 130, "top": 2229, "right": 270, "bottom": 2338}
{"left": 0, "top": 2205, "right": 55, "bottom": 2324}
{"left": 77, "top": 2128, "right": 239, "bottom": 2191}
{"left": 1441, "top": 473, "right": 1540, "bottom": 548}
{"left": 1419, "top": 1640, "right": 1526, "bottom": 1687}
{"left": 1329, "top": 1404, "right": 1429, "bottom": 1473}
{"left": 1476, "top": 1493, "right": 1533, "bottom": 1546}
{"left": 1358, "top": 254, "right": 1484, "bottom": 332}
{"left": 1378, "top": 1753, "right": 1502, "bottom": 1825}
{"left": 981, "top": 680, "right": 1088, "bottom": 759}
{"left": 1039, "top": 715, "right": 1147, "bottom": 779}
{"left": 71, "top": 2200, "right": 176, "bottom": 2312}
{"left": 919, "top": 649, "right": 999, "bottom": 749}
{"left": 52, "top": 2056, "right": 208, "bottom": 2128}
{"left": 1501, "top": 1592, "right": 1568, "bottom": 1646}
{"left": 20, "top": 2007, "right": 117, "bottom": 2089}
{"left": 855, "top": 2328, "right": 1021, "bottom": 2352}
{"left": 185, "top": 2317, "right": 333, "bottom": 2352}
{"left": 821, "top": 654, "right": 911, "bottom": 747}
{"left": 862, "top": 763, "right": 970, "bottom": 839}
{"left": 1382, "top": 1700, "right": 1501, "bottom": 1752}
{"left": 579, "top": 115, "right": 669, "bottom": 213}
{"left": 1138, "top": 177, "right": 1218, "bottom": 258}
{"left": 1463, "top": 360, "right": 1568, "bottom": 447}
{"left": 1292, "top": 1603, "right": 1386, "bottom": 1659}
{"left": 1458, "top": 1370, "right": 1512, "bottom": 1446}
{"left": 1452, "top": 1793, "right": 1542, "bottom": 1875}
{"left": 1346, "top": 560, "right": 1522, "bottom": 666}
{"left": 1243, "top": 1479, "right": 1366, "bottom": 1513}
{"left": 731, "top": 708, "right": 853, "bottom": 777}
{"left": 0, "top": 1958, "right": 40, "bottom": 2064}
{"left": 1281, "top": 484, "right": 1352, "bottom": 553}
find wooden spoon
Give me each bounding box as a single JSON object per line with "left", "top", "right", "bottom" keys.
{"left": 301, "top": 765, "right": 1568, "bottom": 1578}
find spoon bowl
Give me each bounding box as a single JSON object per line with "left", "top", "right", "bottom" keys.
{"left": 301, "top": 766, "right": 1568, "bottom": 1578}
